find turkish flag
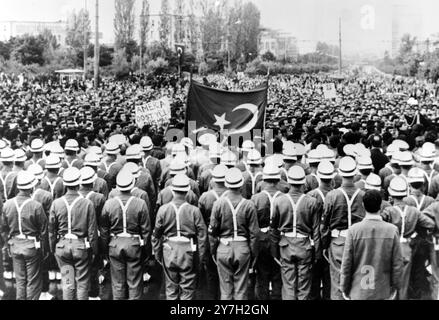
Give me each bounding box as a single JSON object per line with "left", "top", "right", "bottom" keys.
{"left": 186, "top": 80, "right": 268, "bottom": 136}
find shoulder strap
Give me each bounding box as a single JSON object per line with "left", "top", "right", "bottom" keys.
{"left": 210, "top": 189, "right": 220, "bottom": 200}
{"left": 286, "top": 194, "right": 307, "bottom": 236}
{"left": 261, "top": 190, "right": 282, "bottom": 222}
{"left": 45, "top": 176, "right": 62, "bottom": 197}
{"left": 114, "top": 196, "right": 136, "bottom": 235}
{"left": 338, "top": 188, "right": 361, "bottom": 228}
{"left": 61, "top": 196, "right": 84, "bottom": 236}
{"left": 315, "top": 188, "right": 325, "bottom": 204}
{"left": 169, "top": 202, "right": 189, "bottom": 237}
{"left": 142, "top": 156, "right": 151, "bottom": 168}
{"left": 13, "top": 198, "right": 33, "bottom": 236}
{"left": 394, "top": 205, "right": 409, "bottom": 241}
{"left": 246, "top": 169, "right": 263, "bottom": 195}
{"left": 310, "top": 173, "right": 321, "bottom": 186}
{"left": 224, "top": 197, "right": 247, "bottom": 239}
{"left": 409, "top": 195, "right": 424, "bottom": 211}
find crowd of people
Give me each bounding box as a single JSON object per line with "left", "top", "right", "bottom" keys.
{"left": 0, "top": 69, "right": 439, "bottom": 300}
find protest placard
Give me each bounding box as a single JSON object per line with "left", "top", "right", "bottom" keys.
{"left": 135, "top": 97, "right": 171, "bottom": 128}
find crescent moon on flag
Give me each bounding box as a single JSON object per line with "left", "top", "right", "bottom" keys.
{"left": 229, "top": 103, "right": 259, "bottom": 135}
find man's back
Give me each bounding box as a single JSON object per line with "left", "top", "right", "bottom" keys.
{"left": 340, "top": 217, "right": 403, "bottom": 300}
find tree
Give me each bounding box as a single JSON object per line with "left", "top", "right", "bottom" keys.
{"left": 316, "top": 41, "right": 339, "bottom": 56}
{"left": 187, "top": 0, "right": 200, "bottom": 56}
{"left": 174, "top": 0, "right": 185, "bottom": 44}
{"left": 262, "top": 51, "right": 276, "bottom": 62}
{"left": 66, "top": 9, "right": 91, "bottom": 50}
{"left": 200, "top": 0, "right": 226, "bottom": 56}
{"left": 399, "top": 34, "right": 417, "bottom": 58}
{"left": 114, "top": 0, "right": 136, "bottom": 51}
{"left": 239, "top": 2, "right": 260, "bottom": 61}
{"left": 10, "top": 35, "right": 48, "bottom": 66}
{"left": 139, "top": 0, "right": 150, "bottom": 53}
{"left": 159, "top": 0, "right": 171, "bottom": 48}
{"left": 0, "top": 41, "right": 11, "bottom": 60}
{"left": 112, "top": 48, "right": 130, "bottom": 79}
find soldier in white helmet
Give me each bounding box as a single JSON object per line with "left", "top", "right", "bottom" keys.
{"left": 0, "top": 147, "right": 18, "bottom": 202}
{"left": 27, "top": 164, "right": 54, "bottom": 300}
{"left": 49, "top": 167, "right": 98, "bottom": 300}
{"left": 0, "top": 171, "right": 48, "bottom": 300}
{"left": 250, "top": 162, "right": 283, "bottom": 300}
{"left": 40, "top": 155, "right": 65, "bottom": 200}
{"left": 13, "top": 149, "right": 27, "bottom": 173}
{"left": 209, "top": 168, "right": 259, "bottom": 300}
{"left": 197, "top": 164, "right": 228, "bottom": 300}
{"left": 24, "top": 138, "right": 46, "bottom": 170}
{"left": 152, "top": 174, "right": 207, "bottom": 300}
{"left": 242, "top": 149, "right": 263, "bottom": 200}
{"left": 79, "top": 167, "right": 107, "bottom": 300}
{"left": 321, "top": 157, "right": 365, "bottom": 300}
{"left": 304, "top": 149, "right": 322, "bottom": 193}
{"left": 83, "top": 152, "right": 109, "bottom": 199}
{"left": 140, "top": 136, "right": 162, "bottom": 193}
{"left": 382, "top": 176, "right": 435, "bottom": 299}
{"left": 62, "top": 139, "right": 84, "bottom": 170}
{"left": 99, "top": 142, "right": 123, "bottom": 190}
{"left": 307, "top": 160, "right": 336, "bottom": 300}
{"left": 354, "top": 156, "right": 374, "bottom": 190}
{"left": 198, "top": 143, "right": 222, "bottom": 194}
{"left": 100, "top": 170, "right": 151, "bottom": 300}
{"left": 271, "top": 166, "right": 320, "bottom": 300}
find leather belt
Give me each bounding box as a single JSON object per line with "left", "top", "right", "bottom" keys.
{"left": 220, "top": 236, "right": 247, "bottom": 245}
{"left": 14, "top": 235, "right": 37, "bottom": 241}
{"left": 112, "top": 233, "right": 144, "bottom": 246}
{"left": 260, "top": 227, "right": 270, "bottom": 233}
{"left": 331, "top": 229, "right": 348, "bottom": 238}
{"left": 281, "top": 232, "right": 308, "bottom": 238}
{"left": 167, "top": 236, "right": 191, "bottom": 243}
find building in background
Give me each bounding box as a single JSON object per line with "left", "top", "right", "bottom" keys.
{"left": 0, "top": 20, "right": 67, "bottom": 45}
{"left": 259, "top": 28, "right": 298, "bottom": 60}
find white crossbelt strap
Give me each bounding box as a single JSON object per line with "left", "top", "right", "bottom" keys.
{"left": 394, "top": 206, "right": 409, "bottom": 242}
{"left": 421, "top": 170, "right": 435, "bottom": 187}
{"left": 315, "top": 189, "right": 326, "bottom": 204}
{"left": 338, "top": 188, "right": 361, "bottom": 228}
{"left": 79, "top": 191, "right": 94, "bottom": 200}
{"left": 30, "top": 158, "right": 44, "bottom": 166}
{"left": 409, "top": 195, "right": 425, "bottom": 211}
{"left": 310, "top": 173, "right": 321, "bottom": 186}
{"left": 286, "top": 194, "right": 306, "bottom": 237}
{"left": 224, "top": 197, "right": 247, "bottom": 239}
{"left": 61, "top": 196, "right": 84, "bottom": 236}
{"left": 142, "top": 156, "right": 151, "bottom": 169}
{"left": 66, "top": 158, "right": 78, "bottom": 168}
{"left": 210, "top": 189, "right": 221, "bottom": 201}
{"left": 114, "top": 197, "right": 136, "bottom": 235}
{"left": 13, "top": 198, "right": 33, "bottom": 236}
{"left": 0, "top": 172, "right": 14, "bottom": 200}
{"left": 169, "top": 202, "right": 189, "bottom": 238}
{"left": 261, "top": 190, "right": 282, "bottom": 222}
{"left": 103, "top": 161, "right": 117, "bottom": 173}
{"left": 247, "top": 170, "right": 263, "bottom": 195}
{"left": 44, "top": 176, "right": 61, "bottom": 197}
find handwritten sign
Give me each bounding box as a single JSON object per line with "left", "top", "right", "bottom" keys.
{"left": 323, "top": 83, "right": 337, "bottom": 99}
{"left": 135, "top": 97, "right": 171, "bottom": 128}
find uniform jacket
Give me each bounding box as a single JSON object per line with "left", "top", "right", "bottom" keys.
{"left": 242, "top": 170, "right": 263, "bottom": 200}
{"left": 40, "top": 173, "right": 65, "bottom": 200}
{"left": 209, "top": 195, "right": 259, "bottom": 258}
{"left": 152, "top": 200, "right": 207, "bottom": 263}
{"left": 100, "top": 194, "right": 151, "bottom": 254}
{"left": 49, "top": 190, "right": 98, "bottom": 255}
{"left": 0, "top": 168, "right": 18, "bottom": 201}
{"left": 142, "top": 155, "right": 162, "bottom": 190}
{"left": 198, "top": 187, "right": 228, "bottom": 225}
{"left": 32, "top": 188, "right": 53, "bottom": 217}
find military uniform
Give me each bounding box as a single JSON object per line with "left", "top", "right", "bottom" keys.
{"left": 209, "top": 193, "right": 259, "bottom": 300}
{"left": 152, "top": 199, "right": 207, "bottom": 300}
{"left": 49, "top": 190, "right": 98, "bottom": 300}
{"left": 0, "top": 192, "right": 48, "bottom": 300}
{"left": 382, "top": 203, "right": 435, "bottom": 299}
{"left": 100, "top": 194, "right": 151, "bottom": 300}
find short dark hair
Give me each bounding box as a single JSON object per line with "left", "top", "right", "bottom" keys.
{"left": 363, "top": 190, "right": 382, "bottom": 214}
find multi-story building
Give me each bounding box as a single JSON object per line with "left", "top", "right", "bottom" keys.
{"left": 0, "top": 20, "right": 67, "bottom": 45}
{"left": 259, "top": 28, "right": 298, "bottom": 60}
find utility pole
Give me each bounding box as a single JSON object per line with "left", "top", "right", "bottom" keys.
{"left": 83, "top": 0, "right": 87, "bottom": 80}
{"left": 140, "top": 12, "right": 145, "bottom": 75}
{"left": 94, "top": 0, "right": 99, "bottom": 88}
{"left": 339, "top": 17, "right": 342, "bottom": 75}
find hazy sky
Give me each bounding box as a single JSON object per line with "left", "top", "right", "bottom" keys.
{"left": 1, "top": 0, "right": 439, "bottom": 54}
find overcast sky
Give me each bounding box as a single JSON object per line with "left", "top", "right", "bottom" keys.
{"left": 1, "top": 0, "right": 439, "bottom": 54}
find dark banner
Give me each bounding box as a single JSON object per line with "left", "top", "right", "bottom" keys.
{"left": 186, "top": 80, "right": 268, "bottom": 136}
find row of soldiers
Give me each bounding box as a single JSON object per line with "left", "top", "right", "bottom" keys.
{"left": 1, "top": 133, "right": 439, "bottom": 300}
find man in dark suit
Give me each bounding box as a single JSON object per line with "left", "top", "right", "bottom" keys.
{"left": 369, "top": 135, "right": 389, "bottom": 174}
{"left": 340, "top": 190, "right": 403, "bottom": 300}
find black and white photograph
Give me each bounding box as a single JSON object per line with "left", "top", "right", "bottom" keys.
{"left": 0, "top": 0, "right": 439, "bottom": 308}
